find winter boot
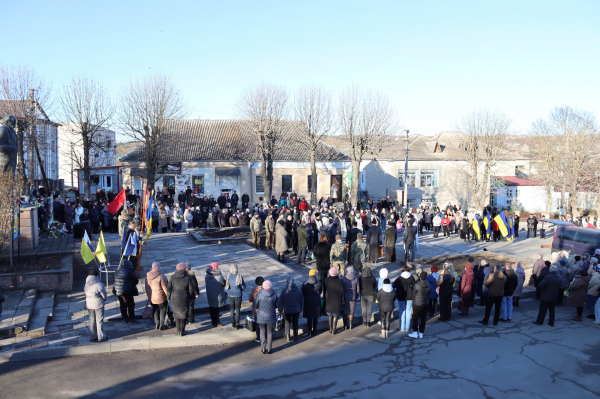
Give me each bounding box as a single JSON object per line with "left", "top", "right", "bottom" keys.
{"left": 348, "top": 315, "right": 354, "bottom": 330}
{"left": 515, "top": 297, "right": 520, "bottom": 307}
{"left": 328, "top": 316, "right": 334, "bottom": 334}
{"left": 572, "top": 315, "right": 582, "bottom": 322}
{"left": 332, "top": 316, "right": 339, "bottom": 335}
{"left": 293, "top": 329, "right": 298, "bottom": 341}
{"left": 343, "top": 315, "right": 349, "bottom": 330}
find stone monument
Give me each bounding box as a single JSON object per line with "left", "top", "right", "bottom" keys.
{"left": 0, "top": 115, "right": 17, "bottom": 173}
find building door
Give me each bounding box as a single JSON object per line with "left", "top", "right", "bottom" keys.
{"left": 330, "top": 175, "right": 342, "bottom": 202}
{"left": 164, "top": 175, "right": 175, "bottom": 190}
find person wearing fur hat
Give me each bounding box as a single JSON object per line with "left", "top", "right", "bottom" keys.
{"left": 476, "top": 260, "right": 492, "bottom": 306}
{"left": 376, "top": 278, "right": 395, "bottom": 338}
{"left": 302, "top": 270, "right": 322, "bottom": 336}
{"left": 145, "top": 262, "right": 169, "bottom": 330}
{"left": 254, "top": 280, "right": 278, "bottom": 354}
{"left": 168, "top": 263, "right": 196, "bottom": 336}
{"left": 427, "top": 266, "right": 440, "bottom": 316}
{"left": 324, "top": 268, "right": 345, "bottom": 334}
{"left": 205, "top": 262, "right": 226, "bottom": 327}
{"left": 409, "top": 271, "right": 431, "bottom": 338}
{"left": 85, "top": 269, "right": 108, "bottom": 342}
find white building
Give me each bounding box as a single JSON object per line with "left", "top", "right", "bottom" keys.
{"left": 57, "top": 123, "right": 116, "bottom": 189}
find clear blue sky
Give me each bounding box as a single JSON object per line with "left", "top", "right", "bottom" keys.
{"left": 5, "top": 0, "right": 600, "bottom": 139}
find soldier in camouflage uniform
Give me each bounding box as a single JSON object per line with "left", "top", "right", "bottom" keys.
{"left": 330, "top": 234, "right": 348, "bottom": 276}
{"left": 350, "top": 232, "right": 368, "bottom": 275}
{"left": 265, "top": 212, "right": 276, "bottom": 250}
{"left": 250, "top": 212, "right": 263, "bottom": 249}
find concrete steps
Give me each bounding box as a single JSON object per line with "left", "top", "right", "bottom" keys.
{"left": 0, "top": 289, "right": 38, "bottom": 338}
{"left": 27, "top": 292, "right": 56, "bottom": 337}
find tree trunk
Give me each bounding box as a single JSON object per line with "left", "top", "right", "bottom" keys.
{"left": 545, "top": 185, "right": 553, "bottom": 218}
{"left": 15, "top": 123, "right": 28, "bottom": 195}
{"left": 560, "top": 186, "right": 566, "bottom": 216}
{"left": 350, "top": 159, "right": 360, "bottom": 208}
{"left": 569, "top": 187, "right": 579, "bottom": 218}
{"left": 82, "top": 129, "right": 91, "bottom": 199}
{"left": 310, "top": 148, "right": 317, "bottom": 206}
{"left": 261, "top": 157, "right": 269, "bottom": 205}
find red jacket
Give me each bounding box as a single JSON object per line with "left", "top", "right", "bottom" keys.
{"left": 442, "top": 217, "right": 450, "bottom": 226}
{"left": 299, "top": 200, "right": 309, "bottom": 211}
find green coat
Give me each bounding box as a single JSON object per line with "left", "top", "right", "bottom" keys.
{"left": 250, "top": 217, "right": 263, "bottom": 233}
{"left": 351, "top": 240, "right": 368, "bottom": 265}
{"left": 330, "top": 241, "right": 347, "bottom": 263}
{"left": 297, "top": 225, "right": 309, "bottom": 248}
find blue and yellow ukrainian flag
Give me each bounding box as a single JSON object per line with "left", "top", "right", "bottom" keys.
{"left": 494, "top": 211, "right": 509, "bottom": 237}
{"left": 471, "top": 214, "right": 481, "bottom": 241}
{"left": 146, "top": 190, "right": 153, "bottom": 240}
{"left": 483, "top": 213, "right": 492, "bottom": 239}
{"left": 508, "top": 214, "right": 515, "bottom": 241}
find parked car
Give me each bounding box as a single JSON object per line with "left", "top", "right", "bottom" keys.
{"left": 552, "top": 225, "right": 600, "bottom": 257}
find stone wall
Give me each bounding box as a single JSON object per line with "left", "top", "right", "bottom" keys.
{"left": 0, "top": 255, "right": 73, "bottom": 293}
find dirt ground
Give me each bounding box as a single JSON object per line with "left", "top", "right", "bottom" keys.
{"left": 0, "top": 254, "right": 65, "bottom": 273}
{"left": 197, "top": 226, "right": 251, "bottom": 239}
{"left": 414, "top": 252, "right": 527, "bottom": 274}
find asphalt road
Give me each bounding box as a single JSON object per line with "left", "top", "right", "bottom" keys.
{"left": 1, "top": 298, "right": 599, "bottom": 399}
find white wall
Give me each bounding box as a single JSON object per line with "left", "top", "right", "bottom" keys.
{"left": 496, "top": 186, "right": 548, "bottom": 213}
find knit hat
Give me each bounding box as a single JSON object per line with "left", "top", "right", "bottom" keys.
{"left": 336, "top": 234, "right": 342, "bottom": 241}
{"left": 176, "top": 263, "right": 186, "bottom": 271}
{"left": 255, "top": 276, "right": 264, "bottom": 286}
{"left": 209, "top": 262, "right": 218, "bottom": 270}
{"left": 262, "top": 280, "right": 272, "bottom": 290}
{"left": 309, "top": 270, "right": 317, "bottom": 276}
{"left": 431, "top": 265, "right": 438, "bottom": 272}
{"left": 420, "top": 271, "right": 428, "bottom": 280}
{"left": 329, "top": 267, "right": 338, "bottom": 276}
{"left": 379, "top": 268, "right": 388, "bottom": 279}
{"left": 465, "top": 263, "right": 473, "bottom": 270}
{"left": 559, "top": 259, "right": 567, "bottom": 266}
{"left": 151, "top": 262, "right": 161, "bottom": 270}
{"left": 88, "top": 269, "right": 99, "bottom": 276}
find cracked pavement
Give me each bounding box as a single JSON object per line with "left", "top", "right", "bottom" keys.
{"left": 0, "top": 298, "right": 598, "bottom": 399}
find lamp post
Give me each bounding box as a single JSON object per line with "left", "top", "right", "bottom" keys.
{"left": 403, "top": 129, "right": 409, "bottom": 207}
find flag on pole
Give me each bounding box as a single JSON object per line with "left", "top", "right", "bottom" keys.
{"left": 123, "top": 231, "right": 139, "bottom": 257}
{"left": 145, "top": 191, "right": 153, "bottom": 240}
{"left": 471, "top": 214, "right": 481, "bottom": 241}
{"left": 81, "top": 231, "right": 96, "bottom": 264}
{"left": 509, "top": 215, "right": 515, "bottom": 241}
{"left": 494, "top": 211, "right": 509, "bottom": 237}
{"left": 107, "top": 188, "right": 126, "bottom": 215}
{"left": 95, "top": 231, "right": 107, "bottom": 263}
{"left": 485, "top": 213, "right": 492, "bottom": 239}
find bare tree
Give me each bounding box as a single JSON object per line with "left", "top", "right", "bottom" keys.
{"left": 59, "top": 76, "right": 115, "bottom": 198}
{"left": 117, "top": 74, "right": 188, "bottom": 190}
{"left": 0, "top": 65, "right": 52, "bottom": 194}
{"left": 339, "top": 86, "right": 396, "bottom": 207}
{"left": 236, "top": 81, "right": 288, "bottom": 203}
{"left": 454, "top": 110, "right": 511, "bottom": 211}
{"left": 528, "top": 119, "right": 559, "bottom": 216}
{"left": 293, "top": 84, "right": 332, "bottom": 205}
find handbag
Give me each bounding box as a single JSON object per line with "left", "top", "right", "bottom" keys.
{"left": 275, "top": 315, "right": 284, "bottom": 331}
{"left": 245, "top": 315, "right": 256, "bottom": 332}
{"left": 142, "top": 301, "right": 154, "bottom": 319}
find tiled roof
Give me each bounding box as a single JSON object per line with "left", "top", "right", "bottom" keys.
{"left": 495, "top": 176, "right": 541, "bottom": 186}
{"left": 120, "top": 120, "right": 349, "bottom": 163}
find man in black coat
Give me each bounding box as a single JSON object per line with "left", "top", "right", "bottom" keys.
{"left": 113, "top": 259, "right": 139, "bottom": 323}
{"left": 403, "top": 217, "right": 417, "bottom": 262}
{"left": 526, "top": 215, "right": 535, "bottom": 238}
{"left": 231, "top": 191, "right": 239, "bottom": 211}
{"left": 365, "top": 219, "right": 382, "bottom": 263}
{"left": 217, "top": 194, "right": 226, "bottom": 209}
{"left": 533, "top": 265, "right": 562, "bottom": 326}
{"left": 241, "top": 192, "right": 250, "bottom": 211}
{"left": 177, "top": 191, "right": 187, "bottom": 209}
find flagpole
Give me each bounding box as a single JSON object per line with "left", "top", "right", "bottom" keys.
{"left": 136, "top": 179, "right": 148, "bottom": 277}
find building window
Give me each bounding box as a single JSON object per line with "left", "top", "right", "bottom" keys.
{"left": 307, "top": 175, "right": 319, "bottom": 193}
{"left": 515, "top": 165, "right": 526, "bottom": 177}
{"left": 255, "top": 175, "right": 264, "bottom": 194}
{"left": 507, "top": 189, "right": 513, "bottom": 197}
{"left": 399, "top": 170, "right": 417, "bottom": 188}
{"left": 105, "top": 139, "right": 112, "bottom": 149}
{"left": 106, "top": 176, "right": 112, "bottom": 187}
{"left": 192, "top": 175, "right": 204, "bottom": 193}
{"left": 419, "top": 170, "right": 438, "bottom": 188}
{"left": 282, "top": 175, "right": 293, "bottom": 193}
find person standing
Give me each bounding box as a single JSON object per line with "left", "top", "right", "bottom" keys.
{"left": 341, "top": 268, "right": 360, "bottom": 330}
{"left": 296, "top": 220, "right": 309, "bottom": 265}
{"left": 278, "top": 277, "right": 304, "bottom": 341}
{"left": 241, "top": 192, "right": 250, "bottom": 211}
{"left": 168, "top": 263, "right": 196, "bottom": 336}
{"left": 324, "top": 268, "right": 345, "bottom": 335}
{"left": 437, "top": 265, "right": 455, "bottom": 321}
{"left": 393, "top": 267, "right": 415, "bottom": 332}
{"left": 403, "top": 218, "right": 417, "bottom": 262}
{"left": 568, "top": 270, "right": 590, "bottom": 322}
{"left": 64, "top": 201, "right": 74, "bottom": 234}
{"left": 350, "top": 233, "right": 368, "bottom": 275}
{"left": 205, "top": 262, "right": 226, "bottom": 327}
{"left": 384, "top": 221, "right": 397, "bottom": 262}
{"left": 427, "top": 266, "right": 440, "bottom": 316}
{"left": 275, "top": 219, "right": 288, "bottom": 263}
{"left": 113, "top": 259, "right": 139, "bottom": 324}
{"left": 526, "top": 215, "right": 535, "bottom": 238}
{"left": 513, "top": 262, "right": 525, "bottom": 307}
{"left": 532, "top": 254, "right": 546, "bottom": 300}
{"left": 500, "top": 263, "right": 518, "bottom": 322}
{"left": 145, "top": 262, "right": 169, "bottom": 330}
{"left": 408, "top": 271, "right": 431, "bottom": 338}
{"left": 533, "top": 265, "right": 561, "bottom": 326}
{"left": 432, "top": 213, "right": 441, "bottom": 238}
{"left": 313, "top": 235, "right": 331, "bottom": 284}
{"left": 250, "top": 212, "right": 263, "bottom": 249}
{"left": 478, "top": 265, "right": 506, "bottom": 326}
{"left": 254, "top": 280, "right": 278, "bottom": 354}
{"left": 366, "top": 219, "right": 382, "bottom": 263}
{"left": 302, "top": 270, "right": 322, "bottom": 336}
{"left": 330, "top": 235, "right": 347, "bottom": 276}
{"left": 376, "top": 278, "right": 395, "bottom": 339}
{"left": 225, "top": 264, "right": 246, "bottom": 330}
{"left": 359, "top": 267, "right": 377, "bottom": 327}
{"left": 557, "top": 259, "right": 569, "bottom": 306}
{"left": 265, "top": 212, "right": 276, "bottom": 250}
{"left": 185, "top": 263, "right": 199, "bottom": 324}
{"left": 458, "top": 263, "right": 475, "bottom": 316}
{"left": 85, "top": 269, "right": 108, "bottom": 342}
{"left": 587, "top": 263, "right": 600, "bottom": 320}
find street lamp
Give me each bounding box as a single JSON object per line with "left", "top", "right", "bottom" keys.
{"left": 403, "top": 129, "right": 409, "bottom": 207}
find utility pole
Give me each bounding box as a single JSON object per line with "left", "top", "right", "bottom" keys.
{"left": 403, "top": 129, "right": 409, "bottom": 207}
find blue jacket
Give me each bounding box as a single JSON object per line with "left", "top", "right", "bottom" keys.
{"left": 254, "top": 289, "right": 278, "bottom": 324}
{"left": 426, "top": 273, "right": 439, "bottom": 299}
{"left": 226, "top": 274, "right": 246, "bottom": 298}
{"left": 278, "top": 278, "right": 304, "bottom": 314}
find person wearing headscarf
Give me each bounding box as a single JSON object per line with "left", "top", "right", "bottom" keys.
{"left": 145, "top": 262, "right": 169, "bottom": 330}
{"left": 408, "top": 271, "right": 431, "bottom": 338}
{"left": 376, "top": 278, "right": 395, "bottom": 339}
{"left": 377, "top": 268, "right": 388, "bottom": 291}
{"left": 278, "top": 277, "right": 304, "bottom": 341}
{"left": 224, "top": 263, "right": 246, "bottom": 329}
{"left": 359, "top": 266, "right": 377, "bottom": 327}
{"left": 254, "top": 280, "right": 278, "bottom": 354}
{"left": 341, "top": 268, "right": 360, "bottom": 330}
{"left": 513, "top": 262, "right": 525, "bottom": 307}
{"left": 167, "top": 263, "right": 196, "bottom": 336}
{"left": 185, "top": 263, "right": 200, "bottom": 324}
{"left": 302, "top": 270, "right": 322, "bottom": 337}
{"left": 458, "top": 263, "right": 475, "bottom": 316}
{"left": 205, "top": 262, "right": 226, "bottom": 327}
{"left": 324, "top": 268, "right": 345, "bottom": 334}
{"left": 85, "top": 269, "right": 108, "bottom": 342}
{"left": 427, "top": 266, "right": 440, "bottom": 316}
